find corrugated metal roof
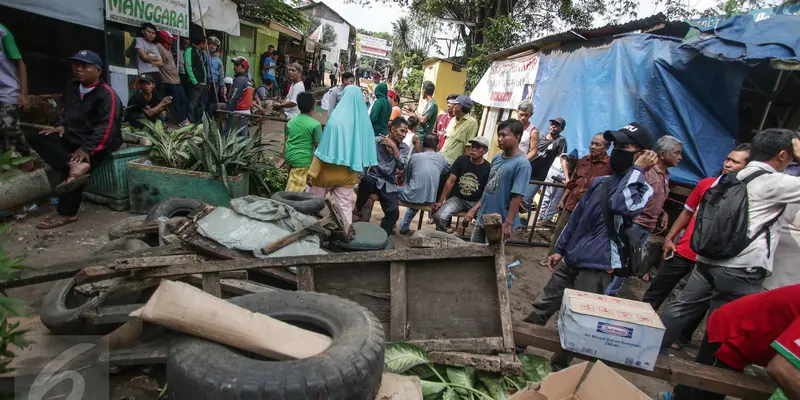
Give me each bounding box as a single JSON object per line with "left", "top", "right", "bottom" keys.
{"left": 490, "top": 13, "right": 668, "bottom": 60}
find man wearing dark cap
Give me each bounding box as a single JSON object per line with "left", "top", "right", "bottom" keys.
{"left": 441, "top": 95, "right": 478, "bottom": 165}
{"left": 520, "top": 122, "right": 658, "bottom": 370}
{"left": 124, "top": 74, "right": 172, "bottom": 128}
{"left": 522, "top": 117, "right": 569, "bottom": 216}
{"left": 223, "top": 56, "right": 255, "bottom": 134}
{"left": 25, "top": 50, "right": 122, "bottom": 229}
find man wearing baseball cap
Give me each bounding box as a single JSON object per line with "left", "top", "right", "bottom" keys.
{"left": 521, "top": 122, "right": 658, "bottom": 370}
{"left": 124, "top": 74, "right": 172, "bottom": 128}
{"left": 223, "top": 57, "right": 255, "bottom": 134}
{"left": 441, "top": 95, "right": 478, "bottom": 165}
{"left": 432, "top": 135, "right": 492, "bottom": 233}
{"left": 25, "top": 50, "right": 122, "bottom": 230}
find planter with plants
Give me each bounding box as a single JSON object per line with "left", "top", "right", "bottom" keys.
{"left": 127, "top": 118, "right": 281, "bottom": 213}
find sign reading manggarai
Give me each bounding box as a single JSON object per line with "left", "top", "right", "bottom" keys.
{"left": 470, "top": 53, "right": 540, "bottom": 109}
{"left": 106, "top": 0, "right": 190, "bottom": 37}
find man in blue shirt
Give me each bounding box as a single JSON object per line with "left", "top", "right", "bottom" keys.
{"left": 465, "top": 119, "right": 531, "bottom": 243}
{"left": 262, "top": 48, "right": 278, "bottom": 97}
{"left": 521, "top": 122, "right": 658, "bottom": 369}
{"left": 206, "top": 36, "right": 224, "bottom": 117}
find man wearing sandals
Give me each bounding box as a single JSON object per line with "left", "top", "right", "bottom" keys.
{"left": 25, "top": 50, "right": 122, "bottom": 229}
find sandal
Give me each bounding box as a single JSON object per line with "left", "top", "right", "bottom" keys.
{"left": 37, "top": 215, "right": 77, "bottom": 230}
{"left": 670, "top": 342, "right": 684, "bottom": 351}
{"left": 55, "top": 174, "right": 91, "bottom": 194}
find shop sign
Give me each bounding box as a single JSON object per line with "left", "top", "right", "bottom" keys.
{"left": 356, "top": 34, "right": 393, "bottom": 60}
{"left": 470, "top": 53, "right": 540, "bottom": 109}
{"left": 106, "top": 0, "right": 190, "bottom": 37}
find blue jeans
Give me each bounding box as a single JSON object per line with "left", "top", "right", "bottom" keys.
{"left": 538, "top": 186, "right": 565, "bottom": 222}
{"left": 522, "top": 183, "right": 541, "bottom": 212}
{"left": 605, "top": 223, "right": 651, "bottom": 296}
{"left": 435, "top": 197, "right": 477, "bottom": 231}
{"left": 470, "top": 225, "right": 486, "bottom": 243}
{"left": 399, "top": 208, "right": 419, "bottom": 232}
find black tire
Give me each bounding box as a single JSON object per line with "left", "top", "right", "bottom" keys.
{"left": 270, "top": 191, "right": 326, "bottom": 215}
{"left": 146, "top": 197, "right": 202, "bottom": 221}
{"left": 167, "top": 291, "right": 385, "bottom": 400}
{"left": 39, "top": 239, "right": 151, "bottom": 335}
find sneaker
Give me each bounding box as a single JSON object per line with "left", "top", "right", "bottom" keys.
{"left": 399, "top": 227, "right": 410, "bottom": 234}
{"left": 657, "top": 392, "right": 674, "bottom": 400}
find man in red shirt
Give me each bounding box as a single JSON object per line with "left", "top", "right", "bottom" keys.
{"left": 434, "top": 94, "right": 457, "bottom": 150}
{"left": 660, "top": 284, "right": 800, "bottom": 400}
{"left": 643, "top": 144, "right": 751, "bottom": 348}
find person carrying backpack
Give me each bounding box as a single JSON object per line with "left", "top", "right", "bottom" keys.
{"left": 658, "top": 130, "right": 800, "bottom": 371}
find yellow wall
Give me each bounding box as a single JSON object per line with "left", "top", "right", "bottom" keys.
{"left": 417, "top": 60, "right": 467, "bottom": 115}
{"left": 254, "top": 27, "right": 280, "bottom": 87}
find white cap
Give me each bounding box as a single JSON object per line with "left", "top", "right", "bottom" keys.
{"left": 223, "top": 77, "right": 233, "bottom": 85}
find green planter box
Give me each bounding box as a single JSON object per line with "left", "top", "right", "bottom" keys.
{"left": 127, "top": 158, "right": 249, "bottom": 214}
{"left": 86, "top": 145, "right": 151, "bottom": 199}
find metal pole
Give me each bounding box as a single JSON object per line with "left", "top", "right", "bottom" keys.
{"left": 758, "top": 70, "right": 784, "bottom": 131}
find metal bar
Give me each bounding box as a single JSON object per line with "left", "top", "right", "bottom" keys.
{"left": 758, "top": 70, "right": 785, "bottom": 131}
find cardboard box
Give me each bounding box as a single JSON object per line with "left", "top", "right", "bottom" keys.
{"left": 509, "top": 361, "right": 652, "bottom": 400}
{"left": 557, "top": 289, "right": 665, "bottom": 371}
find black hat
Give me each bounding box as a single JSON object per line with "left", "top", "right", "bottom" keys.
{"left": 603, "top": 122, "right": 655, "bottom": 150}
{"left": 549, "top": 117, "right": 566, "bottom": 128}
{"left": 138, "top": 74, "right": 154, "bottom": 83}
{"left": 70, "top": 50, "right": 103, "bottom": 68}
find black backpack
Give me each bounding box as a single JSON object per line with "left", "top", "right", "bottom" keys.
{"left": 690, "top": 169, "right": 782, "bottom": 260}
{"left": 602, "top": 179, "right": 647, "bottom": 278}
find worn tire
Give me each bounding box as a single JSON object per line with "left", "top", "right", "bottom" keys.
{"left": 146, "top": 197, "right": 202, "bottom": 221}
{"left": 39, "top": 239, "right": 151, "bottom": 335}
{"left": 167, "top": 291, "right": 385, "bottom": 400}
{"left": 270, "top": 191, "right": 326, "bottom": 215}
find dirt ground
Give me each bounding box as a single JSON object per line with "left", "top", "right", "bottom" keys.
{"left": 1, "top": 200, "right": 697, "bottom": 398}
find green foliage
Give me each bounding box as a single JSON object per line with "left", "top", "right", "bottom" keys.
{"left": 465, "top": 16, "right": 524, "bottom": 94}
{"left": 357, "top": 28, "right": 393, "bottom": 42}
{"left": 238, "top": 0, "right": 309, "bottom": 31}
{"left": 384, "top": 342, "right": 551, "bottom": 400}
{"left": 135, "top": 120, "right": 203, "bottom": 169}
{"left": 394, "top": 69, "right": 423, "bottom": 99}
{"left": 186, "top": 116, "right": 274, "bottom": 197}
{"left": 0, "top": 150, "right": 32, "bottom": 182}
{"left": 322, "top": 23, "right": 338, "bottom": 46}
{"left": 261, "top": 166, "right": 289, "bottom": 196}
{"left": 0, "top": 223, "right": 32, "bottom": 374}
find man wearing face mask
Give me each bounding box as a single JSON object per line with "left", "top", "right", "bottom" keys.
{"left": 520, "top": 122, "right": 658, "bottom": 370}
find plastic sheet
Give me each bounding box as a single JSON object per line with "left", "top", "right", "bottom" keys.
{"left": 197, "top": 196, "right": 327, "bottom": 258}
{"left": 530, "top": 34, "right": 749, "bottom": 185}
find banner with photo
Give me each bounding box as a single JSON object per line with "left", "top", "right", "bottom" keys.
{"left": 356, "top": 34, "right": 393, "bottom": 60}
{"left": 470, "top": 53, "right": 540, "bottom": 109}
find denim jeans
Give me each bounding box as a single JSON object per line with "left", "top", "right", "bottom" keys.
{"left": 658, "top": 262, "right": 765, "bottom": 352}
{"left": 522, "top": 183, "right": 541, "bottom": 213}
{"left": 605, "top": 223, "right": 651, "bottom": 296}
{"left": 538, "top": 186, "right": 565, "bottom": 222}
{"left": 435, "top": 197, "right": 477, "bottom": 231}
{"left": 399, "top": 207, "right": 420, "bottom": 232}
{"left": 470, "top": 225, "right": 486, "bottom": 243}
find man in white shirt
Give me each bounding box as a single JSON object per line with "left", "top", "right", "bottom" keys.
{"left": 273, "top": 62, "right": 305, "bottom": 119}
{"left": 659, "top": 129, "right": 800, "bottom": 351}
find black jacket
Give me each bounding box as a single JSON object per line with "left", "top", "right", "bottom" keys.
{"left": 58, "top": 80, "right": 123, "bottom": 155}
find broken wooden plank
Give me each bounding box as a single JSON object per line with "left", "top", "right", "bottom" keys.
{"left": 428, "top": 351, "right": 524, "bottom": 375}
{"left": 491, "top": 240, "right": 515, "bottom": 352}
{"left": 406, "top": 236, "right": 482, "bottom": 248}
{"left": 112, "top": 217, "right": 185, "bottom": 237}
{"left": 134, "top": 247, "right": 494, "bottom": 280}
{"left": 202, "top": 273, "right": 222, "bottom": 297}
{"left": 296, "top": 266, "right": 314, "bottom": 291}
{"left": 513, "top": 323, "right": 776, "bottom": 399}
{"left": 84, "top": 304, "right": 142, "bottom": 325}
{"left": 101, "top": 337, "right": 170, "bottom": 366}
{"left": 388, "top": 261, "right": 407, "bottom": 341}
{"left": 325, "top": 199, "right": 354, "bottom": 240}
{"left": 409, "top": 337, "right": 505, "bottom": 354}
{"left": 482, "top": 213, "right": 504, "bottom": 244}
{"left": 74, "top": 254, "right": 206, "bottom": 283}
{"left": 0, "top": 245, "right": 192, "bottom": 289}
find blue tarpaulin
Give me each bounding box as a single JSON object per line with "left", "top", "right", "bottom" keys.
{"left": 530, "top": 34, "right": 749, "bottom": 185}
{"left": 685, "top": 15, "right": 800, "bottom": 62}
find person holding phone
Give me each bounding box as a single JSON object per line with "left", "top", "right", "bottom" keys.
{"left": 124, "top": 74, "right": 171, "bottom": 128}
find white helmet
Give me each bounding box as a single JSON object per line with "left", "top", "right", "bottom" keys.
{"left": 223, "top": 76, "right": 233, "bottom": 85}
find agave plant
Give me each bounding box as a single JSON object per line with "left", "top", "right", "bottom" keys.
{"left": 187, "top": 116, "right": 274, "bottom": 197}
{"left": 134, "top": 120, "right": 203, "bottom": 169}
{"left": 0, "top": 150, "right": 32, "bottom": 181}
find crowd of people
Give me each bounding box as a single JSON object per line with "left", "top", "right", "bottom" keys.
{"left": 2, "top": 18, "right": 800, "bottom": 398}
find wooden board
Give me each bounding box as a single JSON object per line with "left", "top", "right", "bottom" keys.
{"left": 313, "top": 263, "right": 392, "bottom": 335}
{"left": 513, "top": 323, "right": 776, "bottom": 399}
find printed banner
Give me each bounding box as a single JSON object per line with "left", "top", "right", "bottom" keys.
{"left": 470, "top": 53, "right": 540, "bottom": 109}
{"left": 106, "top": 0, "right": 190, "bottom": 37}
{"left": 356, "top": 34, "right": 393, "bottom": 60}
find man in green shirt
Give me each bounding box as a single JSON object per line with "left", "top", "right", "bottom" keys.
{"left": 441, "top": 95, "right": 479, "bottom": 165}
{"left": 410, "top": 81, "right": 437, "bottom": 140}
{"left": 0, "top": 23, "right": 29, "bottom": 152}
{"left": 282, "top": 91, "right": 322, "bottom": 191}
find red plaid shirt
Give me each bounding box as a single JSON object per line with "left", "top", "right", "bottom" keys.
{"left": 434, "top": 113, "right": 452, "bottom": 149}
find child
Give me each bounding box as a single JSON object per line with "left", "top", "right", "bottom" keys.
{"left": 283, "top": 91, "right": 322, "bottom": 191}
{"left": 404, "top": 116, "right": 421, "bottom": 161}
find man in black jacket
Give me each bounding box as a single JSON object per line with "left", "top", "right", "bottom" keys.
{"left": 25, "top": 50, "right": 122, "bottom": 229}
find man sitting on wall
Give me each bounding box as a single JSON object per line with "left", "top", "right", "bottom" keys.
{"left": 25, "top": 50, "right": 122, "bottom": 229}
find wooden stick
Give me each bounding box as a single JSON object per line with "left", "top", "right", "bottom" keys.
{"left": 261, "top": 215, "right": 332, "bottom": 256}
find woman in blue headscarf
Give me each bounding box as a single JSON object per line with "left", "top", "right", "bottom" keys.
{"left": 306, "top": 85, "right": 378, "bottom": 223}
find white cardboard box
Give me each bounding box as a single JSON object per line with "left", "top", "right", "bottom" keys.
{"left": 557, "top": 289, "right": 665, "bottom": 371}
{"left": 509, "top": 361, "right": 652, "bottom": 400}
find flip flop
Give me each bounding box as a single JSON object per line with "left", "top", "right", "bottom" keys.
{"left": 54, "top": 174, "right": 91, "bottom": 194}
{"left": 37, "top": 216, "right": 77, "bottom": 230}
{"left": 670, "top": 342, "right": 684, "bottom": 351}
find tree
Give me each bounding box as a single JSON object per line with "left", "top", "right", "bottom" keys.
{"left": 322, "top": 24, "right": 338, "bottom": 45}
{"left": 238, "top": 0, "right": 309, "bottom": 32}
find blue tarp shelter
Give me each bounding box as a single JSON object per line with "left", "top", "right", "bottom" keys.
{"left": 526, "top": 15, "right": 800, "bottom": 185}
